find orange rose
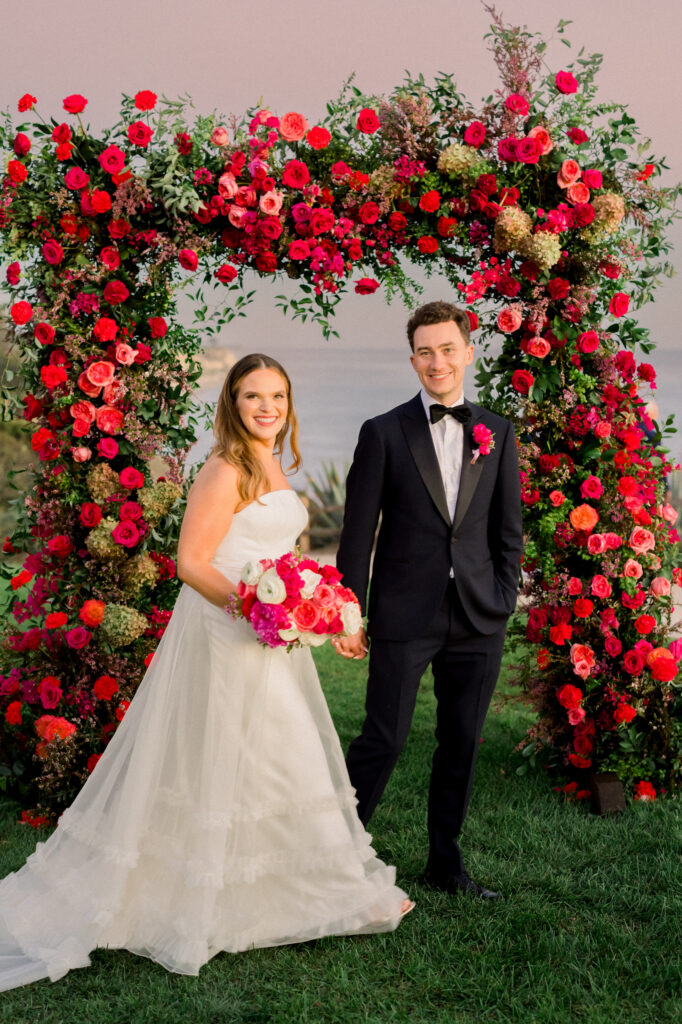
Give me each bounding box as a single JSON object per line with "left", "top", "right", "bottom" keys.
{"left": 80, "top": 599, "right": 105, "bottom": 627}
{"left": 569, "top": 504, "right": 599, "bottom": 532}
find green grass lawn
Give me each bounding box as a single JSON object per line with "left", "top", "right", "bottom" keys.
{"left": 0, "top": 643, "right": 680, "bottom": 1024}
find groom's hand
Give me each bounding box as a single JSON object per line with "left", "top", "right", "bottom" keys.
{"left": 333, "top": 627, "right": 369, "bottom": 660}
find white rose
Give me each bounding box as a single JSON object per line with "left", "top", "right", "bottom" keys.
{"left": 298, "top": 631, "right": 327, "bottom": 647}
{"left": 299, "top": 568, "right": 323, "bottom": 599}
{"left": 340, "top": 601, "right": 363, "bottom": 636}
{"left": 278, "top": 627, "right": 300, "bottom": 643}
{"left": 241, "top": 561, "right": 263, "bottom": 586}
{"left": 256, "top": 567, "right": 287, "bottom": 604}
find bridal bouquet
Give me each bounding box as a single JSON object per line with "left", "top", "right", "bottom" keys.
{"left": 226, "top": 551, "right": 363, "bottom": 650}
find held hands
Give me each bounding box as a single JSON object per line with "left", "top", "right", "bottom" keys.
{"left": 332, "top": 626, "right": 369, "bottom": 660}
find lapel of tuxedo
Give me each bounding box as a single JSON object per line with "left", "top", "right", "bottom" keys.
{"left": 452, "top": 400, "right": 485, "bottom": 535}
{"left": 398, "top": 395, "right": 450, "bottom": 527}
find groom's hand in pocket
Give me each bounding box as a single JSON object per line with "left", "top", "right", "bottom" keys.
{"left": 333, "top": 627, "right": 369, "bottom": 661}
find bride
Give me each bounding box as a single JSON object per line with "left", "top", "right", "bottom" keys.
{"left": 0, "top": 352, "right": 412, "bottom": 992}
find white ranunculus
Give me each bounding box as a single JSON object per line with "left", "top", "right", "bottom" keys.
{"left": 298, "top": 631, "right": 327, "bottom": 647}
{"left": 299, "top": 568, "right": 323, "bottom": 599}
{"left": 241, "top": 560, "right": 263, "bottom": 586}
{"left": 256, "top": 567, "right": 287, "bottom": 604}
{"left": 340, "top": 601, "right": 363, "bottom": 636}
{"left": 278, "top": 627, "right": 300, "bottom": 643}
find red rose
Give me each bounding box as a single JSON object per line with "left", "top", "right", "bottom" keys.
{"left": 634, "top": 614, "right": 656, "bottom": 635}
{"left": 65, "top": 626, "right": 91, "bottom": 649}
{"left": 577, "top": 330, "right": 599, "bottom": 354}
{"left": 547, "top": 277, "right": 570, "bottom": 300}
{"left": 309, "top": 208, "right": 335, "bottom": 235}
{"left": 79, "top": 502, "right": 103, "bottom": 527}
{"left": 13, "top": 132, "right": 31, "bottom": 156}
{"left": 64, "top": 168, "right": 90, "bottom": 192}
{"left": 48, "top": 535, "right": 73, "bottom": 559}
{"left": 34, "top": 322, "right": 55, "bottom": 346}
{"left": 437, "top": 216, "right": 458, "bottom": 238}
{"left": 63, "top": 93, "right": 87, "bottom": 113}
{"left": 134, "top": 90, "right": 157, "bottom": 111}
{"left": 613, "top": 704, "right": 636, "bottom": 724}
{"left": 42, "top": 240, "right": 64, "bottom": 266}
{"left": 557, "top": 684, "right": 583, "bottom": 710}
{"left": 93, "top": 675, "right": 119, "bottom": 700}
{"left": 148, "top": 317, "right": 168, "bottom": 339}
{"left": 555, "top": 71, "right": 578, "bottom": 94}
{"left": 354, "top": 278, "right": 380, "bottom": 295}
{"left": 388, "top": 211, "right": 407, "bottom": 233}
{"left": 609, "top": 292, "right": 630, "bottom": 318}
{"left": 38, "top": 676, "right": 63, "bottom": 710}
{"left": 306, "top": 126, "right": 331, "bottom": 149}
{"left": 178, "top": 248, "right": 199, "bottom": 272}
{"left": 134, "top": 343, "right": 152, "bottom": 364}
{"left": 417, "top": 235, "right": 438, "bottom": 254}
{"left": 52, "top": 123, "right": 72, "bottom": 144}
{"left": 175, "top": 132, "right": 192, "bottom": 155}
{"left": 358, "top": 202, "right": 380, "bottom": 225}
{"left": 511, "top": 369, "right": 534, "bottom": 395}
{"left": 567, "top": 753, "right": 591, "bottom": 769}
{"left": 7, "top": 159, "right": 28, "bottom": 185}
{"left": 23, "top": 394, "right": 43, "bottom": 420}
{"left": 215, "top": 264, "right": 238, "bottom": 283}
{"left": 356, "top": 108, "right": 380, "bottom": 134}
{"left": 98, "top": 145, "right": 126, "bottom": 174}
{"left": 103, "top": 280, "right": 130, "bottom": 305}
{"left": 288, "top": 241, "right": 310, "bottom": 261}
{"left": 92, "top": 317, "right": 118, "bottom": 343}
{"left": 463, "top": 121, "right": 486, "bottom": 147}
{"left": 18, "top": 93, "right": 37, "bottom": 112}
{"left": 256, "top": 252, "right": 277, "bottom": 273}
{"left": 40, "top": 365, "right": 67, "bottom": 389}
{"left": 623, "top": 650, "right": 644, "bottom": 674}
{"left": 119, "top": 466, "right": 145, "bottom": 489}
{"left": 567, "top": 127, "right": 588, "bottom": 145}
{"left": 573, "top": 597, "right": 593, "bottom": 618}
{"left": 633, "top": 781, "right": 656, "bottom": 801}
{"left": 5, "top": 701, "right": 22, "bottom": 725}
{"left": 6, "top": 262, "right": 20, "bottom": 285}
{"left": 11, "top": 301, "right": 33, "bottom": 325}
{"left": 45, "top": 612, "right": 68, "bottom": 629}
{"left": 112, "top": 520, "right": 140, "bottom": 547}
{"left": 419, "top": 190, "right": 441, "bottom": 213}
{"left": 120, "top": 501, "right": 143, "bottom": 521}
{"left": 282, "top": 160, "right": 310, "bottom": 189}
{"left": 127, "top": 121, "right": 153, "bottom": 147}
{"left": 515, "top": 137, "right": 541, "bottom": 164}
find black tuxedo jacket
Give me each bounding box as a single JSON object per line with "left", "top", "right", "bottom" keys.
{"left": 336, "top": 395, "right": 523, "bottom": 640}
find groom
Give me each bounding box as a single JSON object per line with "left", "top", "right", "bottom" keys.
{"left": 335, "top": 300, "right": 523, "bottom": 899}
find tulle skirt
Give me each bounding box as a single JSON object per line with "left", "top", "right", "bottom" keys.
{"left": 0, "top": 585, "right": 406, "bottom": 990}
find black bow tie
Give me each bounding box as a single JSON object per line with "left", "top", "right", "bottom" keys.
{"left": 429, "top": 403, "right": 472, "bottom": 426}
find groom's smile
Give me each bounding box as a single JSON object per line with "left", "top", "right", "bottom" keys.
{"left": 410, "top": 320, "right": 474, "bottom": 406}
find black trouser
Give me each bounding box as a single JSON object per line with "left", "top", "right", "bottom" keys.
{"left": 346, "top": 580, "right": 506, "bottom": 878}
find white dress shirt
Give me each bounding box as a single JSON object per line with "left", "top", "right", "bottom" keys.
{"left": 420, "top": 388, "right": 465, "bottom": 522}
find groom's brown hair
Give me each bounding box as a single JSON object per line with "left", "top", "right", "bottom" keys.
{"left": 406, "top": 300, "right": 472, "bottom": 350}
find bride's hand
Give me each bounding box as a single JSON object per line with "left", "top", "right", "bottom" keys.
{"left": 333, "top": 628, "right": 368, "bottom": 660}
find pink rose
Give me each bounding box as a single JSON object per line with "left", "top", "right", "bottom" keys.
{"left": 259, "top": 191, "right": 283, "bottom": 216}
{"left": 557, "top": 159, "right": 581, "bottom": 188}
{"left": 64, "top": 167, "right": 90, "bottom": 190}
{"left": 582, "top": 169, "right": 602, "bottom": 189}
{"left": 279, "top": 111, "right": 309, "bottom": 141}
{"left": 228, "top": 205, "right": 247, "bottom": 228}
{"left": 497, "top": 307, "right": 523, "bottom": 333}
{"left": 594, "top": 421, "right": 611, "bottom": 439}
{"left": 526, "top": 336, "right": 550, "bottom": 358}
{"left": 567, "top": 577, "right": 582, "bottom": 596}
{"left": 97, "top": 438, "right": 118, "bottom": 459}
{"left": 178, "top": 249, "right": 198, "bottom": 271}
{"left": 580, "top": 475, "right": 603, "bottom": 500}
{"left": 586, "top": 533, "right": 607, "bottom": 555}
{"left": 549, "top": 491, "right": 565, "bottom": 507}
{"left": 527, "top": 125, "right": 553, "bottom": 154}
{"left": 623, "top": 558, "right": 643, "bottom": 579}
{"left": 604, "top": 532, "right": 623, "bottom": 550}
{"left": 591, "top": 575, "right": 612, "bottom": 599}
{"left": 629, "top": 527, "right": 655, "bottom": 555}
{"left": 95, "top": 406, "right": 124, "bottom": 434}
{"left": 218, "top": 172, "right": 238, "bottom": 199}
{"left": 650, "top": 577, "right": 671, "bottom": 598}
{"left": 660, "top": 503, "right": 678, "bottom": 523}
{"left": 568, "top": 707, "right": 585, "bottom": 725}
{"left": 505, "top": 94, "right": 529, "bottom": 116}
{"left": 515, "top": 137, "right": 540, "bottom": 164}
{"left": 566, "top": 182, "right": 590, "bottom": 205}
{"left": 86, "top": 361, "right": 115, "bottom": 387}
{"left": 70, "top": 400, "right": 96, "bottom": 423}
{"left": 71, "top": 446, "right": 92, "bottom": 462}
{"left": 65, "top": 626, "right": 91, "bottom": 649}
{"left": 211, "top": 126, "right": 229, "bottom": 146}
{"left": 119, "top": 466, "right": 145, "bottom": 489}
{"left": 463, "top": 121, "right": 486, "bottom": 148}
{"left": 114, "top": 343, "right": 136, "bottom": 366}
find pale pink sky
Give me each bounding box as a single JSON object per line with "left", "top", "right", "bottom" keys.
{"left": 2, "top": 0, "right": 681, "bottom": 448}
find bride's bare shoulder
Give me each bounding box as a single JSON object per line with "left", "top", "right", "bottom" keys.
{"left": 188, "top": 454, "right": 239, "bottom": 500}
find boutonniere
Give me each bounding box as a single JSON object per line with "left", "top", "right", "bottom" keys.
{"left": 471, "top": 423, "right": 495, "bottom": 464}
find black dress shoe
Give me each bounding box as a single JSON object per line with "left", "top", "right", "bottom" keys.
{"left": 422, "top": 870, "right": 500, "bottom": 901}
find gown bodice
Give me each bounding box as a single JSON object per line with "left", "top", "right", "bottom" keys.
{"left": 211, "top": 489, "right": 309, "bottom": 583}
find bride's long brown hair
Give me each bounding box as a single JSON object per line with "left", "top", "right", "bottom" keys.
{"left": 212, "top": 353, "right": 301, "bottom": 506}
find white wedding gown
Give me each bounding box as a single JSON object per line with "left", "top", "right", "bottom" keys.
{"left": 0, "top": 490, "right": 407, "bottom": 991}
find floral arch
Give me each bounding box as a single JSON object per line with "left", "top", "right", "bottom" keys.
{"left": 0, "top": 16, "right": 680, "bottom": 820}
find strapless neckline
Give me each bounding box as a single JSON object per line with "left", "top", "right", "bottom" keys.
{"left": 234, "top": 489, "right": 299, "bottom": 516}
